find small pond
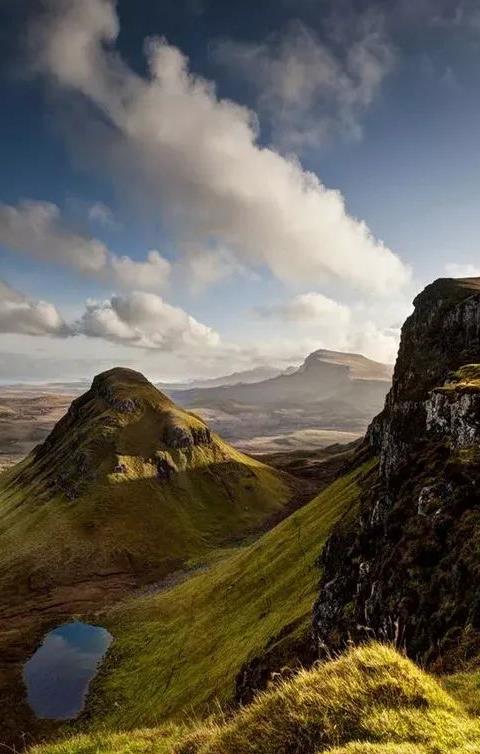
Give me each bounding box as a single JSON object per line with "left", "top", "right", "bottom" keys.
{"left": 23, "top": 621, "right": 112, "bottom": 720}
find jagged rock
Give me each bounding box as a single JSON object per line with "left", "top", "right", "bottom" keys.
{"left": 163, "top": 424, "right": 211, "bottom": 449}
{"left": 313, "top": 277, "right": 480, "bottom": 669}
{"left": 426, "top": 389, "right": 480, "bottom": 447}
{"left": 417, "top": 482, "right": 451, "bottom": 517}
{"left": 155, "top": 456, "right": 176, "bottom": 480}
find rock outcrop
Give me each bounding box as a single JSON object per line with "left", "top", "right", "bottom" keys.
{"left": 313, "top": 277, "right": 480, "bottom": 669}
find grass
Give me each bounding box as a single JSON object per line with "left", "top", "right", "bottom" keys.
{"left": 0, "top": 369, "right": 294, "bottom": 599}
{"left": 439, "top": 363, "right": 480, "bottom": 391}
{"left": 29, "top": 643, "right": 480, "bottom": 754}
{"left": 81, "top": 461, "right": 372, "bottom": 731}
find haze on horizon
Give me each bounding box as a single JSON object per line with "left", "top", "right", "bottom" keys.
{"left": 1, "top": 0, "right": 480, "bottom": 383}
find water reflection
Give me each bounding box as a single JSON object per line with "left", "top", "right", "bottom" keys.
{"left": 23, "top": 621, "right": 112, "bottom": 720}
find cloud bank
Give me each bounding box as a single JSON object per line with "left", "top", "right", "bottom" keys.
{"left": 77, "top": 291, "right": 221, "bottom": 351}
{"left": 0, "top": 199, "right": 171, "bottom": 290}
{"left": 27, "top": 0, "right": 409, "bottom": 296}
{"left": 0, "top": 279, "right": 70, "bottom": 336}
{"left": 0, "top": 280, "right": 221, "bottom": 353}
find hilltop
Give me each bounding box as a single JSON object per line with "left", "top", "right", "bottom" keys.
{"left": 0, "top": 367, "right": 298, "bottom": 604}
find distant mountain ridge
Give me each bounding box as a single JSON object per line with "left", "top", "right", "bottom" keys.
{"left": 158, "top": 365, "right": 283, "bottom": 391}
{"left": 166, "top": 349, "right": 392, "bottom": 451}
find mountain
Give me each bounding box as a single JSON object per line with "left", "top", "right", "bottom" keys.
{"left": 166, "top": 348, "right": 392, "bottom": 452}
{"left": 11, "top": 284, "right": 480, "bottom": 753}
{"left": 313, "top": 276, "right": 480, "bottom": 669}
{"left": 158, "top": 365, "right": 282, "bottom": 391}
{"left": 0, "top": 367, "right": 298, "bottom": 607}
{"left": 296, "top": 348, "right": 393, "bottom": 380}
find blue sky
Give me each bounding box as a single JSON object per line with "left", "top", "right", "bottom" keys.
{"left": 1, "top": 0, "right": 480, "bottom": 381}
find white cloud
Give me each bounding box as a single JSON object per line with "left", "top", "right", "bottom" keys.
{"left": 0, "top": 280, "right": 70, "bottom": 337}
{"left": 256, "top": 291, "right": 351, "bottom": 324}
{"left": 88, "top": 201, "right": 116, "bottom": 227}
{"left": 27, "top": 0, "right": 409, "bottom": 296}
{"left": 255, "top": 291, "right": 399, "bottom": 363}
{"left": 0, "top": 200, "right": 108, "bottom": 274}
{"left": 213, "top": 17, "right": 394, "bottom": 150}
{"left": 76, "top": 291, "right": 221, "bottom": 351}
{"left": 445, "top": 262, "right": 480, "bottom": 278}
{"left": 110, "top": 250, "right": 171, "bottom": 290}
{"left": 0, "top": 199, "right": 171, "bottom": 291}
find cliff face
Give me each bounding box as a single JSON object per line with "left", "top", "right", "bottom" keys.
{"left": 313, "top": 278, "right": 480, "bottom": 669}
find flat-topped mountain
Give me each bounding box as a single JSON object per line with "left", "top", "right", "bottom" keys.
{"left": 314, "top": 277, "right": 480, "bottom": 668}
{"left": 298, "top": 348, "right": 393, "bottom": 381}
{"left": 0, "top": 367, "right": 295, "bottom": 603}
{"left": 167, "top": 349, "right": 392, "bottom": 452}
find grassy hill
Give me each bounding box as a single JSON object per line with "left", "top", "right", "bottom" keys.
{"left": 0, "top": 368, "right": 296, "bottom": 603}
{"left": 30, "top": 643, "right": 480, "bottom": 754}
{"left": 71, "top": 461, "right": 373, "bottom": 732}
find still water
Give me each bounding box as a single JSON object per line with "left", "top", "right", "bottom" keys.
{"left": 23, "top": 621, "right": 112, "bottom": 720}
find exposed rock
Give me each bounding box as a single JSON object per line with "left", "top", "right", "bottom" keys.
{"left": 313, "top": 277, "right": 480, "bottom": 669}
{"left": 426, "top": 389, "right": 480, "bottom": 447}
{"left": 163, "top": 424, "right": 211, "bottom": 449}
{"left": 155, "top": 455, "right": 176, "bottom": 481}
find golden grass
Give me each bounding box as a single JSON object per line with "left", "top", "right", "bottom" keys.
{"left": 30, "top": 644, "right": 480, "bottom": 754}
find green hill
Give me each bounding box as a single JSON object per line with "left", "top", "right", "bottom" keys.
{"left": 30, "top": 643, "right": 480, "bottom": 754}
{"left": 0, "top": 367, "right": 296, "bottom": 604}
{"left": 74, "top": 460, "right": 372, "bottom": 732}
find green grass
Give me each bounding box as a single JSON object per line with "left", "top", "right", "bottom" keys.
{"left": 0, "top": 368, "right": 294, "bottom": 599}
{"left": 433, "top": 363, "right": 480, "bottom": 392}
{"left": 30, "top": 644, "right": 480, "bottom": 754}
{"left": 84, "top": 462, "right": 371, "bottom": 731}
{"left": 442, "top": 667, "right": 480, "bottom": 716}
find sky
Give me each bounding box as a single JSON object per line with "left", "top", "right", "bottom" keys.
{"left": 1, "top": 0, "right": 480, "bottom": 382}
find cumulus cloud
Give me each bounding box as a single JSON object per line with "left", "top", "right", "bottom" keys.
{"left": 0, "top": 279, "right": 70, "bottom": 337}
{"left": 76, "top": 291, "right": 221, "bottom": 351}
{"left": 256, "top": 291, "right": 351, "bottom": 324}
{"left": 110, "top": 250, "right": 172, "bottom": 290}
{"left": 0, "top": 280, "right": 221, "bottom": 355}
{"left": 445, "top": 262, "right": 480, "bottom": 278}
{"left": 0, "top": 199, "right": 171, "bottom": 290}
{"left": 213, "top": 17, "right": 394, "bottom": 150}
{"left": 27, "top": 0, "right": 409, "bottom": 296}
{"left": 255, "top": 290, "right": 399, "bottom": 363}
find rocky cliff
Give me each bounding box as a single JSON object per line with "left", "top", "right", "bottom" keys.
{"left": 313, "top": 277, "right": 480, "bottom": 670}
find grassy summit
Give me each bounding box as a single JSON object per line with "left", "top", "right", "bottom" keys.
{"left": 0, "top": 367, "right": 294, "bottom": 601}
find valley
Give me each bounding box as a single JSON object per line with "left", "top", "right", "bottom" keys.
{"left": 0, "top": 349, "right": 390, "bottom": 466}
{"left": 2, "top": 280, "right": 480, "bottom": 753}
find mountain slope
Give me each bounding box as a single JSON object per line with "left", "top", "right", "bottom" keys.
{"left": 0, "top": 367, "right": 296, "bottom": 604}
{"left": 167, "top": 349, "right": 391, "bottom": 451}
{"left": 73, "top": 460, "right": 372, "bottom": 732}
{"left": 314, "top": 276, "right": 480, "bottom": 669}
